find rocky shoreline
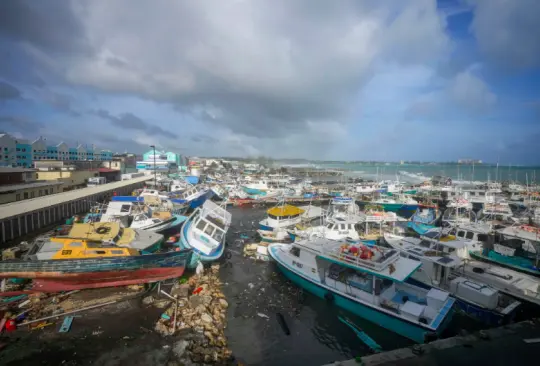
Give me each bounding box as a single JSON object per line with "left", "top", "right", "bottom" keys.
{"left": 153, "top": 264, "right": 233, "bottom": 365}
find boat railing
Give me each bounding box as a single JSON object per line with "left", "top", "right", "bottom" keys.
{"left": 321, "top": 245, "right": 399, "bottom": 272}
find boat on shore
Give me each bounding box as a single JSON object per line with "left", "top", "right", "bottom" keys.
{"left": 179, "top": 200, "right": 231, "bottom": 268}
{"left": 0, "top": 239, "right": 192, "bottom": 292}
{"left": 58, "top": 222, "right": 164, "bottom": 253}
{"left": 269, "top": 238, "right": 455, "bottom": 343}
{"left": 258, "top": 204, "right": 306, "bottom": 242}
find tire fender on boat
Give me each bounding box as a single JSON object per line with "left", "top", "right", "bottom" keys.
{"left": 324, "top": 292, "right": 335, "bottom": 302}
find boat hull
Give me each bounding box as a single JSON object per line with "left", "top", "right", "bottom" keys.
{"left": 378, "top": 203, "right": 419, "bottom": 212}
{"left": 189, "top": 190, "right": 215, "bottom": 209}
{"left": 406, "top": 278, "right": 513, "bottom": 326}
{"left": 179, "top": 215, "right": 225, "bottom": 268}
{"left": 471, "top": 250, "right": 540, "bottom": 277}
{"left": 0, "top": 250, "right": 192, "bottom": 292}
{"left": 269, "top": 246, "right": 451, "bottom": 343}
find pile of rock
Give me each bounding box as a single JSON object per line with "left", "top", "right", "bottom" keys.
{"left": 154, "top": 264, "right": 232, "bottom": 364}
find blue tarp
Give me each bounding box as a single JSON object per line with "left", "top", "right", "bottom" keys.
{"left": 185, "top": 176, "right": 199, "bottom": 185}
{"left": 112, "top": 196, "right": 144, "bottom": 202}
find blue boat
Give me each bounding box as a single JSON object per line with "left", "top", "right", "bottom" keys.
{"left": 269, "top": 238, "right": 455, "bottom": 343}
{"left": 179, "top": 200, "right": 231, "bottom": 268}
{"left": 170, "top": 186, "right": 214, "bottom": 209}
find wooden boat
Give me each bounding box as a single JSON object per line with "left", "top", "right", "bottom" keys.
{"left": 0, "top": 238, "right": 192, "bottom": 292}
{"left": 58, "top": 222, "right": 164, "bottom": 252}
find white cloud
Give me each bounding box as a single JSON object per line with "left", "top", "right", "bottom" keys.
{"left": 451, "top": 69, "right": 496, "bottom": 111}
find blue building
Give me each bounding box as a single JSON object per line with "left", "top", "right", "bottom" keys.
{"left": 15, "top": 139, "right": 32, "bottom": 167}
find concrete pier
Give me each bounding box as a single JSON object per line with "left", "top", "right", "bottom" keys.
{"left": 0, "top": 176, "right": 151, "bottom": 243}
{"left": 323, "top": 319, "right": 540, "bottom": 366}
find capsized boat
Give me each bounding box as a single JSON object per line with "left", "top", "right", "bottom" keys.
{"left": 170, "top": 186, "right": 214, "bottom": 209}
{"left": 180, "top": 200, "right": 232, "bottom": 268}
{"left": 59, "top": 222, "right": 164, "bottom": 253}
{"left": 383, "top": 231, "right": 520, "bottom": 325}
{"left": 0, "top": 239, "right": 192, "bottom": 292}
{"left": 269, "top": 238, "right": 455, "bottom": 343}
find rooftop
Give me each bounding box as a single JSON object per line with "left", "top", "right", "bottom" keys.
{"left": 0, "top": 175, "right": 151, "bottom": 220}
{"left": 0, "top": 181, "right": 64, "bottom": 194}
{"left": 0, "top": 167, "right": 36, "bottom": 173}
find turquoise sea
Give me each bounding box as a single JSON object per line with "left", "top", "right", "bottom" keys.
{"left": 317, "top": 163, "right": 539, "bottom": 184}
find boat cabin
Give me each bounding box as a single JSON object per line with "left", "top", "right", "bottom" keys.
{"left": 192, "top": 201, "right": 232, "bottom": 255}
{"left": 265, "top": 205, "right": 305, "bottom": 228}
{"left": 28, "top": 238, "right": 139, "bottom": 260}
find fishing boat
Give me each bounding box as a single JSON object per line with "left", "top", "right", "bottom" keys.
{"left": 369, "top": 194, "right": 419, "bottom": 213}
{"left": 59, "top": 222, "right": 164, "bottom": 253}
{"left": 258, "top": 204, "right": 306, "bottom": 242}
{"left": 269, "top": 238, "right": 455, "bottom": 343}
{"left": 0, "top": 239, "right": 192, "bottom": 292}
{"left": 356, "top": 206, "right": 406, "bottom": 240}
{"left": 408, "top": 208, "right": 438, "bottom": 235}
{"left": 384, "top": 231, "right": 520, "bottom": 325}
{"left": 171, "top": 186, "right": 214, "bottom": 209}
{"left": 242, "top": 179, "right": 270, "bottom": 195}
{"left": 328, "top": 197, "right": 360, "bottom": 219}
{"left": 405, "top": 223, "right": 540, "bottom": 307}
{"left": 288, "top": 215, "right": 361, "bottom": 242}
{"left": 470, "top": 225, "right": 540, "bottom": 277}
{"left": 179, "top": 200, "right": 231, "bottom": 268}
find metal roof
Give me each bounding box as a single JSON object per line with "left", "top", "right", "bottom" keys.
{"left": 0, "top": 181, "right": 63, "bottom": 194}
{"left": 0, "top": 176, "right": 151, "bottom": 220}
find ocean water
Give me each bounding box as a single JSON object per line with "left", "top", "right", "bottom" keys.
{"left": 317, "top": 163, "right": 540, "bottom": 184}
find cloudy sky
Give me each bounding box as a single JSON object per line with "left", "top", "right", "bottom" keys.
{"left": 0, "top": 0, "right": 539, "bottom": 163}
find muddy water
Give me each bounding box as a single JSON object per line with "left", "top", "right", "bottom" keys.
{"left": 220, "top": 206, "right": 412, "bottom": 366}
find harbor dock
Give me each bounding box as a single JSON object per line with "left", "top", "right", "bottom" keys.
{"left": 323, "top": 319, "right": 540, "bottom": 366}
{"left": 0, "top": 176, "right": 151, "bottom": 243}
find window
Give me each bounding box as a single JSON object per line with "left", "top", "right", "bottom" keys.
{"left": 69, "top": 242, "right": 83, "bottom": 247}
{"left": 204, "top": 224, "right": 215, "bottom": 236}
{"left": 457, "top": 231, "right": 465, "bottom": 238}
{"left": 465, "top": 232, "right": 474, "bottom": 240}
{"left": 290, "top": 247, "right": 300, "bottom": 257}
{"left": 16, "top": 193, "right": 21, "bottom": 201}
{"left": 213, "top": 230, "right": 224, "bottom": 242}
{"left": 120, "top": 205, "right": 131, "bottom": 213}
{"left": 326, "top": 223, "right": 333, "bottom": 229}
{"left": 340, "top": 224, "right": 346, "bottom": 230}
{"left": 44, "top": 189, "right": 48, "bottom": 195}
{"left": 24, "top": 192, "right": 29, "bottom": 199}
{"left": 111, "top": 250, "right": 124, "bottom": 255}
{"left": 477, "top": 234, "right": 488, "bottom": 242}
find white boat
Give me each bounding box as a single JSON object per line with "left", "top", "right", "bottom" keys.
{"left": 384, "top": 231, "right": 520, "bottom": 324}
{"left": 289, "top": 215, "right": 360, "bottom": 242}
{"left": 269, "top": 238, "right": 455, "bottom": 343}
{"left": 355, "top": 182, "right": 380, "bottom": 194}
{"left": 258, "top": 204, "right": 305, "bottom": 242}
{"left": 328, "top": 197, "right": 359, "bottom": 219}
{"left": 180, "top": 200, "right": 232, "bottom": 268}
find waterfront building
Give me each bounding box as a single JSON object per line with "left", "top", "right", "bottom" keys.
{"left": 0, "top": 167, "right": 63, "bottom": 204}
{"left": 137, "top": 149, "right": 183, "bottom": 173}
{"left": 33, "top": 160, "right": 101, "bottom": 191}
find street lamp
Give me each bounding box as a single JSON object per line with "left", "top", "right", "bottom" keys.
{"left": 150, "top": 145, "right": 157, "bottom": 188}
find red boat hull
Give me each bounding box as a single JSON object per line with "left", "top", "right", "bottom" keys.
{"left": 31, "top": 267, "right": 186, "bottom": 292}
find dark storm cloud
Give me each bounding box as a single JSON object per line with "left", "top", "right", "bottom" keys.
{"left": 0, "top": 1, "right": 91, "bottom": 54}
{"left": 94, "top": 110, "right": 178, "bottom": 139}
{"left": 0, "top": 115, "right": 42, "bottom": 131}
{"left": 0, "top": 81, "right": 21, "bottom": 100}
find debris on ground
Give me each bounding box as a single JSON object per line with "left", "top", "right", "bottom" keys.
{"left": 154, "top": 263, "right": 233, "bottom": 364}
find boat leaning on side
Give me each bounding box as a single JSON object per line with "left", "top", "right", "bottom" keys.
{"left": 179, "top": 200, "right": 232, "bottom": 268}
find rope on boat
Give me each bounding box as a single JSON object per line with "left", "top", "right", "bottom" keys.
{"left": 338, "top": 316, "right": 382, "bottom": 353}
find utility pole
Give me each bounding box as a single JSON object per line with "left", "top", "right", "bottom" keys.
{"left": 150, "top": 145, "right": 157, "bottom": 188}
